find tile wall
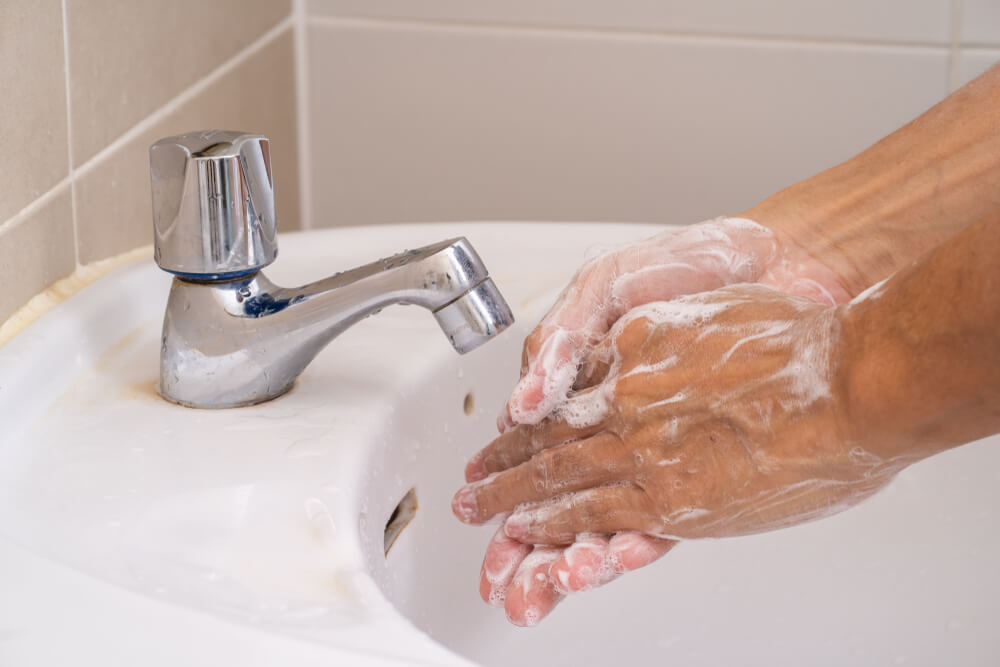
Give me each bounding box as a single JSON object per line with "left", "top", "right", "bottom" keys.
{"left": 303, "top": 1, "right": 999, "bottom": 228}
{"left": 0, "top": 0, "right": 300, "bottom": 322}
{"left": 2, "top": 1, "right": 999, "bottom": 326}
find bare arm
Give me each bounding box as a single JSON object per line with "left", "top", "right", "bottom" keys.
{"left": 745, "top": 64, "right": 1000, "bottom": 295}
{"left": 842, "top": 212, "right": 1000, "bottom": 461}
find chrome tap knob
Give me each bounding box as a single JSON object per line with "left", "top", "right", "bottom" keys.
{"left": 149, "top": 130, "right": 278, "bottom": 280}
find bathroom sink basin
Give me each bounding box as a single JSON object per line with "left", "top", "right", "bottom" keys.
{"left": 1, "top": 223, "right": 998, "bottom": 666}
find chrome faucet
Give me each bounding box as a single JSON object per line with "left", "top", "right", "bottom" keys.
{"left": 149, "top": 130, "right": 514, "bottom": 408}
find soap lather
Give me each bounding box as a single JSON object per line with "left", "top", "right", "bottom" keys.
{"left": 150, "top": 130, "right": 514, "bottom": 408}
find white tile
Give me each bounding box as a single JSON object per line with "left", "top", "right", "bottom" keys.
{"left": 307, "top": 23, "right": 949, "bottom": 228}
{"left": 309, "top": 0, "right": 951, "bottom": 45}
{"left": 961, "top": 0, "right": 1000, "bottom": 45}
{"left": 958, "top": 50, "right": 1000, "bottom": 87}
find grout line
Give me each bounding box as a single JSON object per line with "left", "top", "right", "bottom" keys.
{"left": 1, "top": 15, "right": 294, "bottom": 241}
{"left": 0, "top": 179, "right": 74, "bottom": 236}
{"left": 307, "top": 14, "right": 953, "bottom": 53}
{"left": 293, "top": 0, "right": 314, "bottom": 230}
{"left": 60, "top": 0, "right": 81, "bottom": 267}
{"left": 948, "top": 0, "right": 964, "bottom": 91}
{"left": 959, "top": 43, "right": 1000, "bottom": 51}
{"left": 70, "top": 16, "right": 294, "bottom": 183}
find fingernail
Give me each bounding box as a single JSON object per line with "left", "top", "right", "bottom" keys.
{"left": 496, "top": 405, "right": 514, "bottom": 434}
{"left": 464, "top": 455, "right": 488, "bottom": 483}
{"left": 504, "top": 513, "right": 530, "bottom": 540}
{"left": 451, "top": 486, "right": 479, "bottom": 523}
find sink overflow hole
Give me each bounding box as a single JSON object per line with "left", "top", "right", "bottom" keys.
{"left": 463, "top": 392, "right": 475, "bottom": 416}
{"left": 384, "top": 488, "right": 418, "bottom": 557}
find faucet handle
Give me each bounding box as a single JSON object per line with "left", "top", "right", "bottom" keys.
{"left": 150, "top": 130, "right": 278, "bottom": 280}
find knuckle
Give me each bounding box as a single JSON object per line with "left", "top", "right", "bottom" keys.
{"left": 575, "top": 499, "right": 603, "bottom": 527}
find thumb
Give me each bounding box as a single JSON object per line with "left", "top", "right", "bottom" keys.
{"left": 501, "top": 256, "right": 619, "bottom": 429}
{"left": 504, "top": 328, "right": 581, "bottom": 426}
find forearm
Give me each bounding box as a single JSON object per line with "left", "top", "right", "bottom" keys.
{"left": 839, "top": 212, "right": 1000, "bottom": 462}
{"left": 742, "top": 64, "right": 1000, "bottom": 295}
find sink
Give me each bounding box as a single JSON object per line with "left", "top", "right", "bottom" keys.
{"left": 364, "top": 339, "right": 1000, "bottom": 665}
{"left": 1, "top": 223, "right": 998, "bottom": 666}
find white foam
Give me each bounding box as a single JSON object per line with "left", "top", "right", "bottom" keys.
{"left": 850, "top": 276, "right": 891, "bottom": 305}
{"left": 506, "top": 216, "right": 779, "bottom": 428}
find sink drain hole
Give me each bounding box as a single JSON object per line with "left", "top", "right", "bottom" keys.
{"left": 463, "top": 392, "right": 475, "bottom": 416}
{"left": 384, "top": 488, "right": 418, "bottom": 557}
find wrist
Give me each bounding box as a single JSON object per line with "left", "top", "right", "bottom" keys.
{"left": 834, "top": 291, "right": 937, "bottom": 466}
{"left": 740, "top": 189, "right": 873, "bottom": 299}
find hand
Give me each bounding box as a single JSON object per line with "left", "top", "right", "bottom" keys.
{"left": 456, "top": 286, "right": 906, "bottom": 620}
{"left": 475, "top": 523, "right": 676, "bottom": 626}
{"left": 470, "top": 217, "right": 852, "bottom": 626}
{"left": 499, "top": 216, "right": 851, "bottom": 430}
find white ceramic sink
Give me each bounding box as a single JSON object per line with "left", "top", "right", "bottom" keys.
{"left": 1, "top": 223, "right": 997, "bottom": 666}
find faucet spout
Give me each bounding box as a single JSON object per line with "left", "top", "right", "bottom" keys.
{"left": 159, "top": 237, "right": 514, "bottom": 408}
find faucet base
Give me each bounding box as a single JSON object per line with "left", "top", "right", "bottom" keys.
{"left": 157, "top": 379, "right": 296, "bottom": 409}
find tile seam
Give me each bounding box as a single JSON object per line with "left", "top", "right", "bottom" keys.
{"left": 307, "top": 14, "right": 953, "bottom": 52}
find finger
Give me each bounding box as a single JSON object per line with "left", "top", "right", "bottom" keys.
{"left": 504, "top": 485, "right": 659, "bottom": 545}
{"left": 454, "top": 432, "right": 632, "bottom": 525}
{"left": 548, "top": 533, "right": 614, "bottom": 594}
{"left": 496, "top": 405, "right": 515, "bottom": 434}
{"left": 606, "top": 531, "right": 677, "bottom": 573}
{"left": 479, "top": 523, "right": 532, "bottom": 608}
{"left": 464, "top": 413, "right": 604, "bottom": 483}
{"left": 504, "top": 546, "right": 564, "bottom": 627}
{"left": 505, "top": 328, "right": 580, "bottom": 426}
{"left": 548, "top": 531, "right": 677, "bottom": 594}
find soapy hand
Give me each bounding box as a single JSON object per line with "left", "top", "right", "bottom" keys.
{"left": 499, "top": 216, "right": 851, "bottom": 430}
{"left": 457, "top": 285, "right": 906, "bottom": 624}
{"left": 473, "top": 217, "right": 853, "bottom": 625}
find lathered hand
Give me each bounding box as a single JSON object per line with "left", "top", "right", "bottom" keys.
{"left": 472, "top": 215, "right": 852, "bottom": 626}
{"left": 471, "top": 217, "right": 852, "bottom": 627}
{"left": 498, "top": 216, "right": 849, "bottom": 430}
{"left": 459, "top": 285, "right": 896, "bottom": 540}
{"left": 455, "top": 285, "right": 902, "bottom": 625}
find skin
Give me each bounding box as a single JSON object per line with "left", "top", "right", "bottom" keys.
{"left": 458, "top": 63, "right": 1000, "bottom": 626}
{"left": 458, "top": 213, "right": 1000, "bottom": 623}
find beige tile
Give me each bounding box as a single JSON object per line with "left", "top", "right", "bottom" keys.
{"left": 958, "top": 50, "right": 1000, "bottom": 87}
{"left": 0, "top": 187, "right": 75, "bottom": 323}
{"left": 0, "top": 0, "right": 69, "bottom": 224}
{"left": 75, "top": 30, "right": 300, "bottom": 265}
{"left": 961, "top": 0, "right": 1000, "bottom": 45}
{"left": 66, "top": 0, "right": 291, "bottom": 166}
{"left": 309, "top": 0, "right": 951, "bottom": 44}
{"left": 307, "top": 23, "right": 949, "bottom": 228}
